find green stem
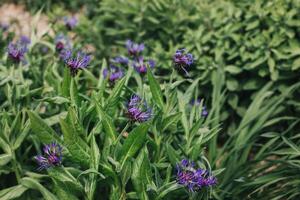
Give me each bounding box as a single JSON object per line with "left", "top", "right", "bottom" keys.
{"left": 12, "top": 152, "right": 21, "bottom": 183}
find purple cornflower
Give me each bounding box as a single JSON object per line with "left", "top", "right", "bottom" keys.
{"left": 103, "top": 65, "right": 124, "bottom": 83}
{"left": 126, "top": 95, "right": 152, "bottom": 123}
{"left": 55, "top": 33, "right": 71, "bottom": 52}
{"left": 173, "top": 48, "right": 194, "bottom": 75}
{"left": 7, "top": 38, "right": 29, "bottom": 63}
{"left": 176, "top": 159, "right": 217, "bottom": 192}
{"left": 132, "top": 56, "right": 155, "bottom": 74}
{"left": 34, "top": 142, "right": 63, "bottom": 170}
{"left": 60, "top": 49, "right": 91, "bottom": 76}
{"left": 111, "top": 56, "right": 129, "bottom": 66}
{"left": 126, "top": 40, "right": 144, "bottom": 57}
{"left": 63, "top": 16, "right": 78, "bottom": 30}
{"left": 190, "top": 99, "right": 208, "bottom": 117}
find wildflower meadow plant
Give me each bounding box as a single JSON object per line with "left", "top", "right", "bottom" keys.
{"left": 173, "top": 48, "right": 194, "bottom": 75}
{"left": 126, "top": 40, "right": 144, "bottom": 57}
{"left": 126, "top": 95, "right": 152, "bottom": 122}
{"left": 176, "top": 159, "right": 217, "bottom": 192}
{"left": 34, "top": 142, "right": 63, "bottom": 170}
{"left": 103, "top": 65, "right": 124, "bottom": 83}
{"left": 7, "top": 37, "right": 29, "bottom": 64}
{"left": 132, "top": 56, "right": 155, "bottom": 74}
{"left": 60, "top": 48, "right": 91, "bottom": 75}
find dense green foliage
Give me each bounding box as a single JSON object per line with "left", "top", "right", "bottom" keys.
{"left": 1, "top": 0, "right": 300, "bottom": 199}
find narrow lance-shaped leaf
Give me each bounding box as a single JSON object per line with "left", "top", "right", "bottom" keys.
{"left": 119, "top": 123, "right": 150, "bottom": 169}
{"left": 147, "top": 67, "right": 164, "bottom": 109}
{"left": 27, "top": 111, "right": 61, "bottom": 143}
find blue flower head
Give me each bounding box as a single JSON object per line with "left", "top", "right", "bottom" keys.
{"left": 7, "top": 37, "right": 29, "bottom": 64}
{"left": 126, "top": 40, "right": 144, "bottom": 57}
{"left": 60, "top": 49, "right": 91, "bottom": 76}
{"left": 126, "top": 95, "right": 152, "bottom": 123}
{"left": 34, "top": 142, "right": 63, "bottom": 170}
{"left": 176, "top": 159, "right": 217, "bottom": 192}
{"left": 132, "top": 56, "right": 155, "bottom": 74}
{"left": 103, "top": 65, "right": 124, "bottom": 83}
{"left": 173, "top": 48, "right": 194, "bottom": 75}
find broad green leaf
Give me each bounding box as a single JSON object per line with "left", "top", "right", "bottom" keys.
{"left": 60, "top": 119, "right": 90, "bottom": 167}
{"left": 27, "top": 111, "right": 61, "bottom": 143}
{"left": 132, "top": 147, "right": 152, "bottom": 199}
{"left": 95, "top": 101, "right": 117, "bottom": 142}
{"left": 0, "top": 185, "right": 27, "bottom": 200}
{"left": 119, "top": 123, "right": 150, "bottom": 169}
{"left": 0, "top": 154, "right": 11, "bottom": 166}
{"left": 147, "top": 68, "right": 164, "bottom": 108}
{"left": 21, "top": 177, "right": 58, "bottom": 200}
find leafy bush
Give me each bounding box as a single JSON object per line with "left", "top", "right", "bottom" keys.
{"left": 1, "top": 0, "right": 300, "bottom": 199}
{"left": 80, "top": 0, "right": 300, "bottom": 127}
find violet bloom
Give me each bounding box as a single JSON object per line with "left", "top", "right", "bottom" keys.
{"left": 60, "top": 49, "right": 91, "bottom": 76}
{"left": 55, "top": 33, "right": 71, "bottom": 53}
{"left": 173, "top": 48, "right": 194, "bottom": 75}
{"left": 111, "top": 56, "right": 129, "bottom": 66}
{"left": 126, "top": 40, "right": 144, "bottom": 57}
{"left": 7, "top": 38, "right": 29, "bottom": 63}
{"left": 126, "top": 95, "right": 152, "bottom": 123}
{"left": 34, "top": 142, "right": 63, "bottom": 170}
{"left": 64, "top": 16, "right": 78, "bottom": 30}
{"left": 132, "top": 56, "right": 155, "bottom": 74}
{"left": 103, "top": 65, "right": 124, "bottom": 83}
{"left": 176, "top": 159, "right": 217, "bottom": 192}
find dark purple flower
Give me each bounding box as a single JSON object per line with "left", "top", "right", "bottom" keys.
{"left": 173, "top": 48, "right": 194, "bottom": 75}
{"left": 64, "top": 16, "right": 78, "bottom": 30}
{"left": 126, "top": 95, "right": 152, "bottom": 123}
{"left": 126, "top": 40, "right": 144, "bottom": 57}
{"left": 60, "top": 49, "right": 91, "bottom": 76}
{"left": 55, "top": 33, "right": 71, "bottom": 52}
{"left": 103, "top": 65, "right": 124, "bottom": 83}
{"left": 34, "top": 142, "right": 63, "bottom": 170}
{"left": 0, "top": 22, "right": 9, "bottom": 31}
{"left": 132, "top": 56, "right": 155, "bottom": 74}
{"left": 7, "top": 38, "right": 29, "bottom": 63}
{"left": 176, "top": 159, "right": 217, "bottom": 192}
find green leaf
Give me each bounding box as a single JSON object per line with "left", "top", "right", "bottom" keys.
{"left": 147, "top": 68, "right": 164, "bottom": 108}
{"left": 21, "top": 177, "right": 58, "bottom": 200}
{"left": 132, "top": 147, "right": 153, "bottom": 199}
{"left": 27, "top": 111, "right": 61, "bottom": 143}
{"left": 0, "top": 185, "right": 27, "bottom": 200}
{"left": 60, "top": 119, "right": 90, "bottom": 167}
{"left": 95, "top": 101, "right": 117, "bottom": 142}
{"left": 106, "top": 77, "right": 126, "bottom": 108}
{"left": 48, "top": 168, "right": 83, "bottom": 194}
{"left": 0, "top": 154, "right": 12, "bottom": 166}
{"left": 225, "top": 65, "right": 242, "bottom": 74}
{"left": 119, "top": 123, "right": 150, "bottom": 169}
{"left": 161, "top": 112, "right": 182, "bottom": 131}
{"left": 292, "top": 58, "right": 300, "bottom": 70}
{"left": 61, "top": 67, "right": 71, "bottom": 98}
